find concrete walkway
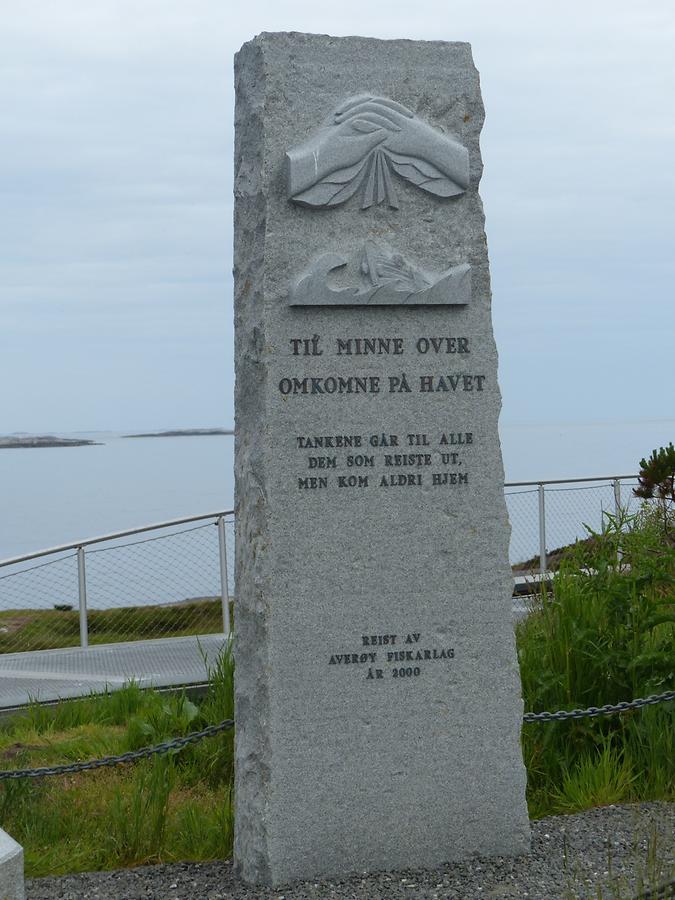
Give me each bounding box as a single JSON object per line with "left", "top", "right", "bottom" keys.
{"left": 0, "top": 634, "right": 227, "bottom": 711}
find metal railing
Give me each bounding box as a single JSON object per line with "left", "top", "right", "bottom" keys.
{"left": 504, "top": 474, "right": 641, "bottom": 575}
{"left": 0, "top": 511, "right": 234, "bottom": 654}
{"left": 0, "top": 475, "right": 648, "bottom": 654}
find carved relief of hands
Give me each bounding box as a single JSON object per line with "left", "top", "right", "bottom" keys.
{"left": 287, "top": 95, "right": 469, "bottom": 209}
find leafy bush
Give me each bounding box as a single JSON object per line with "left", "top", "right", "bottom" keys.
{"left": 635, "top": 442, "right": 675, "bottom": 504}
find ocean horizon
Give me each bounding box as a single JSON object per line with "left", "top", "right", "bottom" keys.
{"left": 1, "top": 419, "right": 672, "bottom": 563}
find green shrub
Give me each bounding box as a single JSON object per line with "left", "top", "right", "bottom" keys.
{"left": 0, "top": 651, "right": 236, "bottom": 877}
{"left": 518, "top": 506, "right": 674, "bottom": 817}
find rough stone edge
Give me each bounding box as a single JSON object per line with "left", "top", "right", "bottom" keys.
{"left": 232, "top": 35, "right": 272, "bottom": 885}
{"left": 254, "top": 29, "right": 474, "bottom": 53}
{"left": 472, "top": 53, "right": 529, "bottom": 846}
{"left": 0, "top": 829, "right": 24, "bottom": 900}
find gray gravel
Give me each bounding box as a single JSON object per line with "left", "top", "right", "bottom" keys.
{"left": 26, "top": 803, "right": 674, "bottom": 900}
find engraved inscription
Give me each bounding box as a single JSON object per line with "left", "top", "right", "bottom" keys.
{"left": 295, "top": 432, "right": 471, "bottom": 493}
{"left": 281, "top": 332, "right": 483, "bottom": 495}
{"left": 328, "top": 631, "right": 455, "bottom": 682}
{"left": 287, "top": 95, "right": 469, "bottom": 209}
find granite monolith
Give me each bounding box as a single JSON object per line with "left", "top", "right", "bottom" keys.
{"left": 233, "top": 31, "right": 530, "bottom": 886}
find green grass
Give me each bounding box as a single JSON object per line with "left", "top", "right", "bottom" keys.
{"left": 0, "top": 598, "right": 229, "bottom": 653}
{"left": 0, "top": 507, "right": 672, "bottom": 879}
{"left": 0, "top": 647, "right": 235, "bottom": 877}
{"left": 518, "top": 505, "right": 674, "bottom": 818}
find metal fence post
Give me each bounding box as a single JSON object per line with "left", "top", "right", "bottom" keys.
{"left": 613, "top": 478, "right": 622, "bottom": 519}
{"left": 613, "top": 477, "right": 624, "bottom": 566}
{"left": 217, "top": 516, "right": 231, "bottom": 635}
{"left": 77, "top": 546, "right": 89, "bottom": 649}
{"left": 538, "top": 483, "right": 547, "bottom": 576}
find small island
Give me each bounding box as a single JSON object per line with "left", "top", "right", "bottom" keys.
{"left": 123, "top": 428, "right": 234, "bottom": 438}
{"left": 0, "top": 435, "right": 100, "bottom": 449}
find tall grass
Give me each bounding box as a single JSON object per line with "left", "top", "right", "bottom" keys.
{"left": 0, "top": 644, "right": 235, "bottom": 876}
{"left": 518, "top": 505, "right": 674, "bottom": 817}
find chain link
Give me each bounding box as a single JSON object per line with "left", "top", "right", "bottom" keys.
{"left": 0, "top": 719, "right": 233, "bottom": 781}
{"left": 0, "top": 690, "right": 672, "bottom": 781}
{"left": 523, "top": 690, "right": 675, "bottom": 723}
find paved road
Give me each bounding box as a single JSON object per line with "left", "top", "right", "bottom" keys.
{"left": 0, "top": 634, "right": 228, "bottom": 710}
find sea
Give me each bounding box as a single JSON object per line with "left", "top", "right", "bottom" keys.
{"left": 0, "top": 419, "right": 672, "bottom": 573}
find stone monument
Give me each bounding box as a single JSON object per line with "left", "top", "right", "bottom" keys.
{"left": 233, "top": 32, "right": 530, "bottom": 886}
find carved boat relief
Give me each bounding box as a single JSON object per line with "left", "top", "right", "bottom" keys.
{"left": 290, "top": 241, "right": 471, "bottom": 307}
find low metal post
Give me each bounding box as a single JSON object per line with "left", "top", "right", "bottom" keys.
{"left": 77, "top": 546, "right": 89, "bottom": 649}
{"left": 538, "top": 483, "right": 547, "bottom": 577}
{"left": 217, "top": 516, "right": 231, "bottom": 636}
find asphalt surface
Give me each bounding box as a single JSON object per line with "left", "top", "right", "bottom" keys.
{"left": 0, "top": 635, "right": 227, "bottom": 709}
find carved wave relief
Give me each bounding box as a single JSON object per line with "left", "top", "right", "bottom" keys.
{"left": 290, "top": 242, "right": 471, "bottom": 307}
{"left": 287, "top": 95, "right": 469, "bottom": 210}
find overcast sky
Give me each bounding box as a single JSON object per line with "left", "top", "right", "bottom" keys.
{"left": 1, "top": 0, "right": 673, "bottom": 434}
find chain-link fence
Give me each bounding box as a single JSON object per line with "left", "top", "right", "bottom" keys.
{"left": 0, "top": 513, "right": 234, "bottom": 654}
{"left": 0, "top": 476, "right": 653, "bottom": 654}
{"left": 505, "top": 475, "right": 645, "bottom": 572}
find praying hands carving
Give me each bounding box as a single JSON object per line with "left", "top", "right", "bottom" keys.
{"left": 286, "top": 95, "right": 469, "bottom": 210}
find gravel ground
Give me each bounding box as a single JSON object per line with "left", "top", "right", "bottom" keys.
{"left": 26, "top": 803, "right": 674, "bottom": 900}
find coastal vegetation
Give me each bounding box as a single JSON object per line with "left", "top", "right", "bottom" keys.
{"left": 0, "top": 599, "right": 225, "bottom": 654}
{"left": 518, "top": 502, "right": 674, "bottom": 818}
{"left": 0, "top": 651, "right": 234, "bottom": 878}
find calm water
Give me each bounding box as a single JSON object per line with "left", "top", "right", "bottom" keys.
{"left": 0, "top": 433, "right": 233, "bottom": 560}
{"left": 0, "top": 419, "right": 672, "bottom": 562}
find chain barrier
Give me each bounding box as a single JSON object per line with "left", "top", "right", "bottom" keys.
{"left": 523, "top": 690, "right": 675, "bottom": 723}
{"left": 0, "top": 690, "right": 672, "bottom": 781}
{"left": 0, "top": 719, "right": 233, "bottom": 781}
{"left": 633, "top": 879, "right": 675, "bottom": 899}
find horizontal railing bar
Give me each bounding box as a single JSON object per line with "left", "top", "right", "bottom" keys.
{"left": 504, "top": 475, "right": 637, "bottom": 488}
{"left": 0, "top": 473, "right": 642, "bottom": 569}
{"left": 0, "top": 510, "right": 235, "bottom": 568}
